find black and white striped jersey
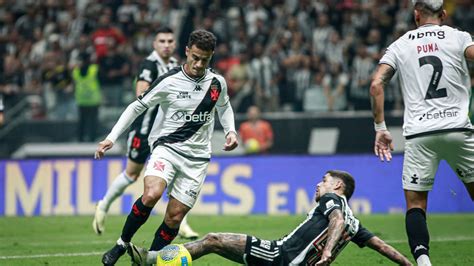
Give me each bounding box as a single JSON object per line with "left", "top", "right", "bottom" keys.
{"left": 136, "top": 66, "right": 235, "bottom": 159}
{"left": 278, "top": 193, "right": 373, "bottom": 265}
{"left": 133, "top": 51, "right": 178, "bottom": 135}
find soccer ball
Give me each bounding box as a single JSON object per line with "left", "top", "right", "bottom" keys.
{"left": 156, "top": 244, "right": 192, "bottom": 266}
{"left": 245, "top": 138, "right": 260, "bottom": 153}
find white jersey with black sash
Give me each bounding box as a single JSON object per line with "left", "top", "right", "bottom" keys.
{"left": 277, "top": 193, "right": 374, "bottom": 265}
{"left": 106, "top": 66, "right": 236, "bottom": 160}
{"left": 133, "top": 51, "right": 178, "bottom": 135}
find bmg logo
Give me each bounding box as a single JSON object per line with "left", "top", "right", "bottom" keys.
{"left": 171, "top": 111, "right": 212, "bottom": 122}
{"left": 408, "top": 30, "right": 445, "bottom": 40}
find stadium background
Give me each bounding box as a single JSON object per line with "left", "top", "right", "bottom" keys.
{"left": 0, "top": 0, "right": 473, "bottom": 265}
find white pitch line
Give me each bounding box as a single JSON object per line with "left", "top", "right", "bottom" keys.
{"left": 1, "top": 236, "right": 473, "bottom": 260}
{"left": 386, "top": 236, "right": 474, "bottom": 244}
{"left": 0, "top": 252, "right": 102, "bottom": 260}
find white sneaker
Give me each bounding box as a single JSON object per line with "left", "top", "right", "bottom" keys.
{"left": 178, "top": 221, "right": 199, "bottom": 240}
{"left": 92, "top": 200, "right": 107, "bottom": 235}
{"left": 416, "top": 254, "right": 432, "bottom": 266}
{"left": 127, "top": 242, "right": 150, "bottom": 266}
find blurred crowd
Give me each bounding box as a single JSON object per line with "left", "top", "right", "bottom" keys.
{"left": 0, "top": 0, "right": 473, "bottom": 123}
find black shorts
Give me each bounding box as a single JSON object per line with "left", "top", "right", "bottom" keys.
{"left": 126, "top": 126, "right": 151, "bottom": 164}
{"left": 244, "top": 235, "right": 283, "bottom": 266}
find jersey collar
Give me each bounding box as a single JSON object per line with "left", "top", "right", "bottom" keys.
{"left": 419, "top": 23, "right": 440, "bottom": 28}
{"left": 181, "top": 65, "right": 207, "bottom": 83}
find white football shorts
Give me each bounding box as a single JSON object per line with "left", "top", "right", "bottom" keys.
{"left": 144, "top": 145, "right": 209, "bottom": 208}
{"left": 402, "top": 131, "right": 474, "bottom": 191}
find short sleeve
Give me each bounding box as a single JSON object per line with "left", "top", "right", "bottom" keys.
{"left": 317, "top": 193, "right": 343, "bottom": 218}
{"left": 137, "top": 60, "right": 158, "bottom": 83}
{"left": 351, "top": 224, "right": 375, "bottom": 248}
{"left": 457, "top": 31, "right": 474, "bottom": 55}
{"left": 379, "top": 43, "right": 398, "bottom": 71}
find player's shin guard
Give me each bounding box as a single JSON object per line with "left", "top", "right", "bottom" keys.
{"left": 149, "top": 221, "right": 179, "bottom": 251}
{"left": 406, "top": 208, "right": 430, "bottom": 260}
{"left": 121, "top": 196, "right": 152, "bottom": 243}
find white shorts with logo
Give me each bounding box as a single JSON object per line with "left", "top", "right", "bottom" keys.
{"left": 402, "top": 131, "right": 474, "bottom": 191}
{"left": 144, "top": 145, "right": 209, "bottom": 208}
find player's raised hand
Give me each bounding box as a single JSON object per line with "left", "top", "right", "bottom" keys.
{"left": 223, "top": 131, "right": 238, "bottom": 151}
{"left": 374, "top": 130, "right": 394, "bottom": 162}
{"left": 95, "top": 139, "right": 114, "bottom": 159}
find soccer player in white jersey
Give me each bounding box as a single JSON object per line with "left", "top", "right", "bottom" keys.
{"left": 95, "top": 29, "right": 238, "bottom": 265}
{"left": 127, "top": 170, "right": 412, "bottom": 266}
{"left": 370, "top": 1, "right": 474, "bottom": 265}
{"left": 92, "top": 27, "right": 199, "bottom": 240}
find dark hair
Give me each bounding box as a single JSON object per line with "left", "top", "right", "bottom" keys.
{"left": 414, "top": 3, "right": 443, "bottom": 17}
{"left": 187, "top": 29, "right": 217, "bottom": 52}
{"left": 326, "top": 170, "right": 355, "bottom": 200}
{"left": 156, "top": 26, "right": 174, "bottom": 35}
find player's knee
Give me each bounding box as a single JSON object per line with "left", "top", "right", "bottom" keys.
{"left": 141, "top": 190, "right": 162, "bottom": 206}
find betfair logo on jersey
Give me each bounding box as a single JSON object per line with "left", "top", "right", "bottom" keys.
{"left": 418, "top": 109, "right": 459, "bottom": 121}
{"left": 408, "top": 30, "right": 445, "bottom": 40}
{"left": 171, "top": 111, "right": 212, "bottom": 122}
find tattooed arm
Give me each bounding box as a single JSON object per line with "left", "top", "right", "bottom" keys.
{"left": 370, "top": 64, "right": 396, "bottom": 161}
{"left": 370, "top": 63, "right": 395, "bottom": 124}
{"left": 316, "top": 209, "right": 345, "bottom": 265}
{"left": 366, "top": 236, "right": 413, "bottom": 266}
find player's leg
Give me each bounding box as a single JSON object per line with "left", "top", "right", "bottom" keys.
{"left": 102, "top": 151, "right": 175, "bottom": 265}
{"left": 93, "top": 160, "right": 143, "bottom": 235}
{"left": 93, "top": 131, "right": 150, "bottom": 235}
{"left": 128, "top": 233, "right": 248, "bottom": 265}
{"left": 149, "top": 197, "right": 190, "bottom": 251}
{"left": 184, "top": 233, "right": 247, "bottom": 262}
{"left": 404, "top": 190, "right": 430, "bottom": 266}
{"left": 102, "top": 174, "right": 167, "bottom": 265}
{"left": 402, "top": 135, "right": 440, "bottom": 266}
{"left": 178, "top": 212, "right": 199, "bottom": 239}
{"left": 444, "top": 131, "right": 474, "bottom": 201}
{"left": 149, "top": 152, "right": 208, "bottom": 251}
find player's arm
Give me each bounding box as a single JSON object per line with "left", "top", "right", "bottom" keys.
{"left": 95, "top": 78, "right": 166, "bottom": 159}
{"left": 370, "top": 63, "right": 395, "bottom": 124}
{"left": 136, "top": 80, "right": 151, "bottom": 97}
{"left": 95, "top": 100, "right": 148, "bottom": 159}
{"left": 216, "top": 78, "right": 238, "bottom": 151}
{"left": 366, "top": 236, "right": 413, "bottom": 266}
{"left": 369, "top": 63, "right": 395, "bottom": 161}
{"left": 465, "top": 45, "right": 474, "bottom": 61}
{"left": 316, "top": 209, "right": 345, "bottom": 265}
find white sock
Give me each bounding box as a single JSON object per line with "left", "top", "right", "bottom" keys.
{"left": 416, "top": 254, "right": 431, "bottom": 266}
{"left": 100, "top": 171, "right": 134, "bottom": 212}
{"left": 147, "top": 251, "right": 158, "bottom": 264}
{"left": 116, "top": 237, "right": 129, "bottom": 248}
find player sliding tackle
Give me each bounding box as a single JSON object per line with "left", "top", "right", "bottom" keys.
{"left": 128, "top": 170, "right": 413, "bottom": 266}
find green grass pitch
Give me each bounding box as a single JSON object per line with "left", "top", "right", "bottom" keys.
{"left": 0, "top": 214, "right": 473, "bottom": 265}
